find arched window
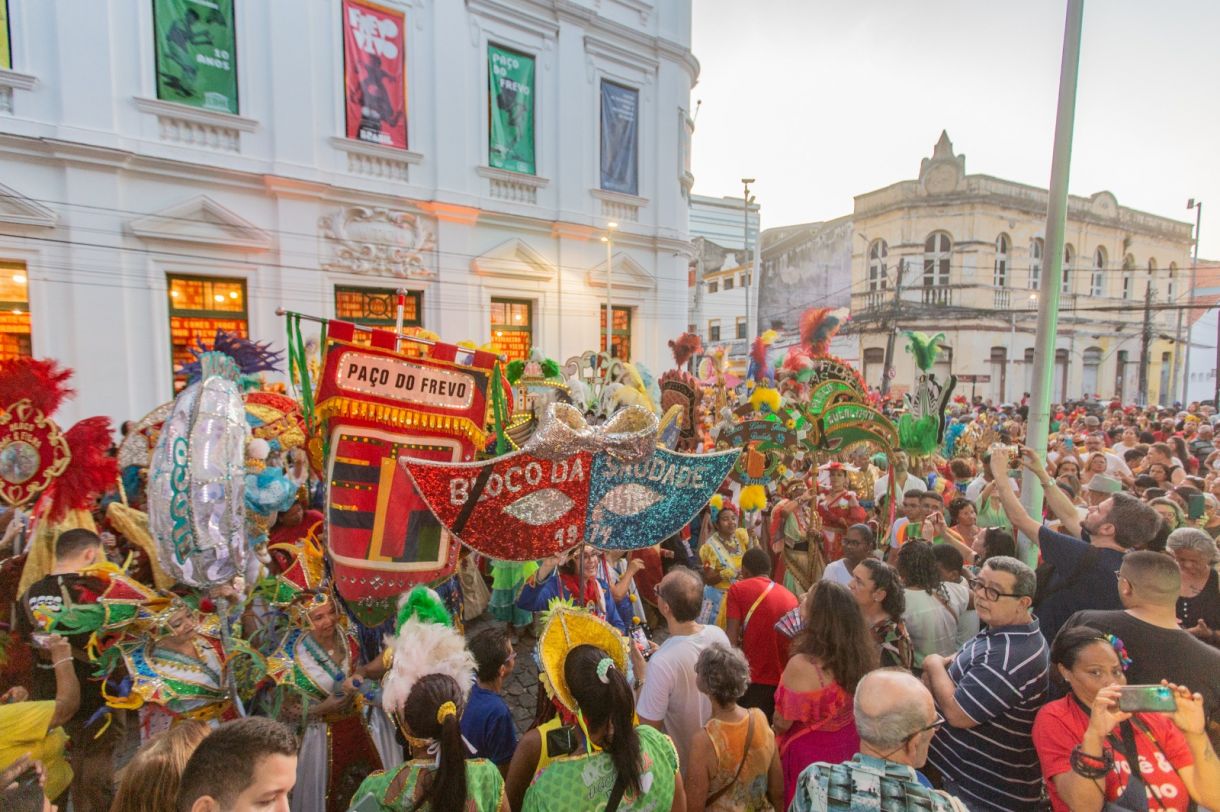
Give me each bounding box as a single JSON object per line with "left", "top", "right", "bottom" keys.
{"left": 1091, "top": 247, "right": 1106, "bottom": 298}
{"left": 1122, "top": 254, "right": 1135, "bottom": 299}
{"left": 1062, "top": 244, "right": 1074, "bottom": 294}
{"left": 924, "top": 232, "right": 951, "bottom": 288}
{"left": 1082, "top": 346, "right": 1103, "bottom": 398}
{"left": 868, "top": 240, "right": 888, "bottom": 291}
{"left": 1029, "top": 237, "right": 1044, "bottom": 290}
{"left": 994, "top": 234, "right": 1010, "bottom": 287}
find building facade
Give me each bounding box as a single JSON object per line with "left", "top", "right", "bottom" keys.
{"left": 757, "top": 216, "right": 853, "bottom": 335}
{"left": 688, "top": 193, "right": 757, "bottom": 352}
{"left": 848, "top": 132, "right": 1194, "bottom": 406}
{"left": 0, "top": 0, "right": 697, "bottom": 425}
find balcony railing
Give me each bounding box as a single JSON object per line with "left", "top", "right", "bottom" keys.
{"left": 866, "top": 290, "right": 888, "bottom": 311}
{"left": 993, "top": 288, "right": 1011, "bottom": 309}
{"left": 921, "top": 285, "right": 952, "bottom": 306}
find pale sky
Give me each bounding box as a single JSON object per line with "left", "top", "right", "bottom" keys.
{"left": 690, "top": 0, "right": 1220, "bottom": 258}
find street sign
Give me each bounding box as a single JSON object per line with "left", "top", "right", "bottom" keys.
{"left": 957, "top": 374, "right": 991, "bottom": 383}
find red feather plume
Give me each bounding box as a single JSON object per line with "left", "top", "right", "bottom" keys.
{"left": 749, "top": 334, "right": 770, "bottom": 381}
{"left": 0, "top": 358, "right": 74, "bottom": 416}
{"left": 668, "top": 333, "right": 703, "bottom": 369}
{"left": 44, "top": 417, "right": 117, "bottom": 522}
{"left": 799, "top": 308, "right": 842, "bottom": 358}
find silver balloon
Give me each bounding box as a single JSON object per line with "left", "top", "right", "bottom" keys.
{"left": 148, "top": 376, "right": 250, "bottom": 588}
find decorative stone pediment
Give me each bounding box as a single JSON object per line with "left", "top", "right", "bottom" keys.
{"left": 129, "top": 196, "right": 270, "bottom": 250}
{"left": 319, "top": 206, "right": 437, "bottom": 279}
{"left": 919, "top": 130, "right": 966, "bottom": 196}
{"left": 0, "top": 181, "right": 57, "bottom": 228}
{"left": 470, "top": 239, "right": 555, "bottom": 281}
{"left": 587, "top": 252, "right": 654, "bottom": 291}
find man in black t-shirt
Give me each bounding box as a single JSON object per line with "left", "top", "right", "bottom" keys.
{"left": 987, "top": 446, "right": 1162, "bottom": 642}
{"left": 1063, "top": 551, "right": 1220, "bottom": 740}
{"left": 15, "top": 528, "right": 118, "bottom": 812}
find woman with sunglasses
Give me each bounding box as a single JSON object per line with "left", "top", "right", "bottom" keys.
{"left": 1032, "top": 626, "right": 1220, "bottom": 811}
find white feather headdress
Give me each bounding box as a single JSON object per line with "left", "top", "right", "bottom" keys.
{"left": 380, "top": 586, "right": 476, "bottom": 715}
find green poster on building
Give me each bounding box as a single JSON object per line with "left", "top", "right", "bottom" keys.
{"left": 488, "top": 44, "right": 535, "bottom": 175}
{"left": 153, "top": 0, "right": 238, "bottom": 114}
{"left": 1, "top": 0, "right": 11, "bottom": 70}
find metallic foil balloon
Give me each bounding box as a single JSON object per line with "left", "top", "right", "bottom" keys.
{"left": 148, "top": 373, "right": 250, "bottom": 588}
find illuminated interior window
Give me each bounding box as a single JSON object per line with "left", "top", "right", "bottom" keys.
{"left": 600, "top": 305, "right": 632, "bottom": 360}
{"left": 0, "top": 261, "right": 31, "bottom": 361}
{"left": 490, "top": 298, "right": 532, "bottom": 361}
{"left": 334, "top": 286, "right": 422, "bottom": 348}
{"left": 167, "top": 275, "right": 247, "bottom": 392}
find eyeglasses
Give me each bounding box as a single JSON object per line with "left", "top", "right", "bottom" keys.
{"left": 966, "top": 577, "right": 1024, "bottom": 602}
{"left": 879, "top": 712, "right": 945, "bottom": 759}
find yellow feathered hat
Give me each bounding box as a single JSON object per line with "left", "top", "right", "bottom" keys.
{"left": 536, "top": 601, "right": 629, "bottom": 714}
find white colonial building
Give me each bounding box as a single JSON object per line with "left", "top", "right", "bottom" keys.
{"left": 0, "top": 0, "right": 697, "bottom": 425}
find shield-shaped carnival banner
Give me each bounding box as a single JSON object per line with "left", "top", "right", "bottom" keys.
{"left": 0, "top": 399, "right": 71, "bottom": 508}
{"left": 315, "top": 321, "right": 499, "bottom": 620}
{"left": 585, "top": 447, "right": 739, "bottom": 550}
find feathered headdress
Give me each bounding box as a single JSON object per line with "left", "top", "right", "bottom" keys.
{"left": 0, "top": 358, "right": 74, "bottom": 415}
{"left": 380, "top": 586, "right": 475, "bottom": 716}
{"left": 178, "top": 330, "right": 283, "bottom": 387}
{"left": 668, "top": 332, "right": 703, "bottom": 369}
{"left": 747, "top": 330, "right": 778, "bottom": 384}
{"left": 43, "top": 416, "right": 118, "bottom": 523}
{"left": 799, "top": 308, "right": 843, "bottom": 358}
{"left": 903, "top": 331, "right": 947, "bottom": 373}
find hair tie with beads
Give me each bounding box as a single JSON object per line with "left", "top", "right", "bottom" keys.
{"left": 596, "top": 657, "right": 615, "bottom": 684}
{"left": 436, "top": 700, "right": 457, "bottom": 725}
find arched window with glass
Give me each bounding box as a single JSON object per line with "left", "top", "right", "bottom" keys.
{"left": 924, "top": 232, "right": 951, "bottom": 287}
{"left": 1029, "top": 238, "right": 1044, "bottom": 289}
{"left": 994, "top": 234, "right": 1010, "bottom": 287}
{"left": 1091, "top": 247, "right": 1106, "bottom": 297}
{"left": 1062, "top": 244, "right": 1074, "bottom": 294}
{"left": 868, "top": 240, "right": 889, "bottom": 291}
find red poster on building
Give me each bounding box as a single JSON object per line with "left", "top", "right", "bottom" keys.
{"left": 342, "top": 0, "right": 407, "bottom": 149}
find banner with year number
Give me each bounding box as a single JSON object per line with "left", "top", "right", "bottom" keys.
{"left": 153, "top": 0, "right": 238, "bottom": 114}
{"left": 342, "top": 0, "right": 408, "bottom": 149}
{"left": 488, "top": 44, "right": 535, "bottom": 175}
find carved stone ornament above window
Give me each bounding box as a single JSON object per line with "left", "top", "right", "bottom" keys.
{"left": 318, "top": 207, "right": 437, "bottom": 279}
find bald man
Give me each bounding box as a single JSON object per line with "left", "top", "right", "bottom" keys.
{"left": 1063, "top": 551, "right": 1220, "bottom": 730}
{"left": 788, "top": 670, "right": 965, "bottom": 811}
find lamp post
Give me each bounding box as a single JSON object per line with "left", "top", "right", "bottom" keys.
{"left": 601, "top": 221, "right": 618, "bottom": 358}
{"left": 1182, "top": 198, "right": 1202, "bottom": 404}
{"left": 741, "top": 178, "right": 756, "bottom": 341}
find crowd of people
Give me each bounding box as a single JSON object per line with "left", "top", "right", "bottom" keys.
{"left": 3, "top": 392, "right": 1220, "bottom": 811}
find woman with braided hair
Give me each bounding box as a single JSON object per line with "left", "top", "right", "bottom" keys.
{"left": 522, "top": 643, "right": 685, "bottom": 811}
{"left": 896, "top": 540, "right": 967, "bottom": 672}
{"left": 350, "top": 587, "right": 506, "bottom": 811}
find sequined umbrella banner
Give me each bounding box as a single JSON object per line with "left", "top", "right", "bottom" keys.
{"left": 585, "top": 447, "right": 739, "bottom": 550}
{"left": 403, "top": 450, "right": 593, "bottom": 560}
{"left": 314, "top": 321, "right": 500, "bottom": 620}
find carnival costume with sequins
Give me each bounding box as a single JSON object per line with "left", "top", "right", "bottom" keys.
{"left": 264, "top": 607, "right": 386, "bottom": 812}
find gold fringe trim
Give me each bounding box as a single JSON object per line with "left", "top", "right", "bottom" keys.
{"left": 315, "top": 396, "right": 488, "bottom": 449}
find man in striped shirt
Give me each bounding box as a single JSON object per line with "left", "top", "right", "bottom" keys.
{"left": 922, "top": 556, "right": 1049, "bottom": 811}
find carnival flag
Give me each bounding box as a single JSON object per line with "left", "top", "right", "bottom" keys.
{"left": 152, "top": 0, "right": 238, "bottom": 114}
{"left": 600, "top": 81, "right": 639, "bottom": 196}
{"left": 342, "top": 0, "right": 408, "bottom": 149}
{"left": 488, "top": 44, "right": 535, "bottom": 174}
{"left": 585, "top": 448, "right": 739, "bottom": 551}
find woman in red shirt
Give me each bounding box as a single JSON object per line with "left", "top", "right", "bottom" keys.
{"left": 1032, "top": 626, "right": 1220, "bottom": 811}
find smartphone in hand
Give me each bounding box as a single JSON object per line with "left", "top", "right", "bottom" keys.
{"left": 1117, "top": 685, "right": 1177, "bottom": 713}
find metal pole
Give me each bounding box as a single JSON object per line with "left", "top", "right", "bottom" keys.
{"left": 604, "top": 223, "right": 616, "bottom": 357}
{"left": 1019, "top": 0, "right": 1084, "bottom": 568}
{"left": 742, "top": 179, "right": 754, "bottom": 343}
{"left": 1182, "top": 199, "right": 1201, "bottom": 404}
{"left": 880, "top": 259, "right": 903, "bottom": 398}
{"left": 1138, "top": 281, "right": 1153, "bottom": 406}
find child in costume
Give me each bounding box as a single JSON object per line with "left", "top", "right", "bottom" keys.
{"left": 815, "top": 462, "right": 868, "bottom": 564}
{"left": 350, "top": 587, "right": 506, "bottom": 811}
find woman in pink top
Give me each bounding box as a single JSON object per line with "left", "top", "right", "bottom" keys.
{"left": 772, "top": 581, "right": 877, "bottom": 807}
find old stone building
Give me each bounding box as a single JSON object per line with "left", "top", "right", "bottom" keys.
{"left": 847, "top": 132, "right": 1194, "bottom": 405}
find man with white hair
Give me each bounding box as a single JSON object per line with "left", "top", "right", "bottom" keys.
{"left": 789, "top": 669, "right": 967, "bottom": 811}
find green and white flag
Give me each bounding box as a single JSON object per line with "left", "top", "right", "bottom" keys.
{"left": 488, "top": 44, "right": 535, "bottom": 175}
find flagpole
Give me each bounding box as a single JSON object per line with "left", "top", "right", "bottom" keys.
{"left": 1019, "top": 0, "right": 1085, "bottom": 566}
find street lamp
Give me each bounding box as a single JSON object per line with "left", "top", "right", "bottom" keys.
{"left": 1181, "top": 198, "right": 1203, "bottom": 405}
{"left": 742, "top": 179, "right": 756, "bottom": 342}
{"left": 601, "top": 221, "right": 618, "bottom": 358}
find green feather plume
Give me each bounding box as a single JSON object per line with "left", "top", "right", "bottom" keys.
{"left": 904, "top": 331, "right": 946, "bottom": 372}
{"left": 541, "top": 359, "right": 560, "bottom": 379}
{"left": 395, "top": 585, "right": 453, "bottom": 634}
{"left": 506, "top": 360, "right": 526, "bottom": 384}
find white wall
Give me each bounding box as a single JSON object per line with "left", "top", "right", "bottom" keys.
{"left": 0, "top": 0, "right": 696, "bottom": 426}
